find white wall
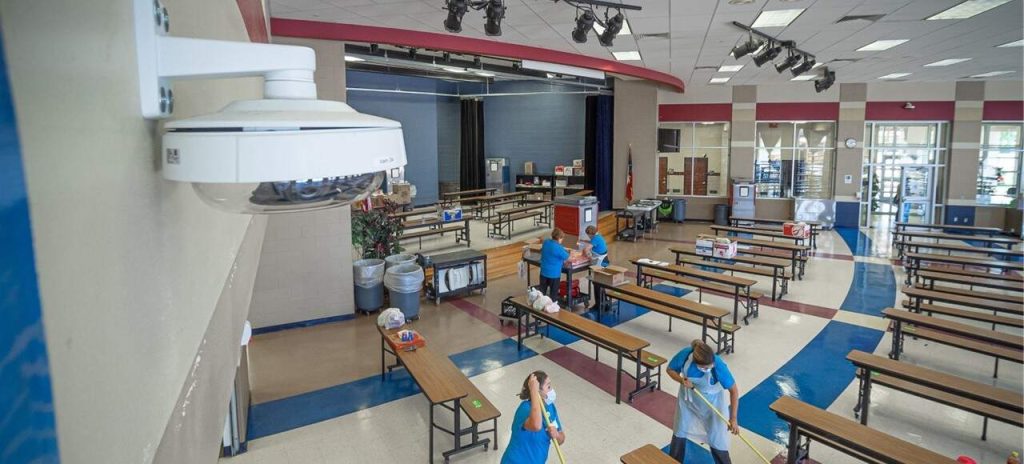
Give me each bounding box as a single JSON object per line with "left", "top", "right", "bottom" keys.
{"left": 1, "top": 1, "right": 265, "bottom": 462}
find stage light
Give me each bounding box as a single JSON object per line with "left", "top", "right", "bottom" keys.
{"left": 599, "top": 12, "right": 624, "bottom": 47}
{"left": 730, "top": 36, "right": 763, "bottom": 59}
{"left": 790, "top": 56, "right": 815, "bottom": 76}
{"left": 814, "top": 69, "right": 835, "bottom": 93}
{"left": 775, "top": 50, "right": 801, "bottom": 73}
{"left": 572, "top": 9, "right": 596, "bottom": 43}
{"left": 444, "top": 0, "right": 468, "bottom": 33}
{"left": 752, "top": 41, "right": 782, "bottom": 67}
{"left": 484, "top": 0, "right": 505, "bottom": 36}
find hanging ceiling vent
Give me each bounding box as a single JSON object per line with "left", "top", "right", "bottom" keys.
{"left": 835, "top": 14, "right": 885, "bottom": 23}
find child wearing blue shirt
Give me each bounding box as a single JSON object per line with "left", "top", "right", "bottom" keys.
{"left": 538, "top": 229, "right": 569, "bottom": 301}
{"left": 501, "top": 371, "right": 565, "bottom": 464}
{"left": 584, "top": 225, "right": 609, "bottom": 266}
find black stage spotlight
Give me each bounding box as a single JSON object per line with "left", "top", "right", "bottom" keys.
{"left": 484, "top": 0, "right": 505, "bottom": 36}
{"left": 598, "top": 11, "right": 624, "bottom": 47}
{"left": 752, "top": 41, "right": 782, "bottom": 67}
{"left": 730, "top": 35, "right": 763, "bottom": 59}
{"left": 790, "top": 56, "right": 815, "bottom": 76}
{"left": 408, "top": 48, "right": 418, "bottom": 59}
{"left": 442, "top": 52, "right": 451, "bottom": 62}
{"left": 473, "top": 56, "right": 482, "bottom": 67}
{"left": 775, "top": 50, "right": 801, "bottom": 73}
{"left": 444, "top": 0, "right": 468, "bottom": 33}
{"left": 369, "top": 44, "right": 379, "bottom": 54}
{"left": 572, "top": 9, "right": 596, "bottom": 43}
{"left": 814, "top": 69, "right": 835, "bottom": 93}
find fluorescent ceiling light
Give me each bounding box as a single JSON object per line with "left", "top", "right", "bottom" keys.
{"left": 997, "top": 39, "right": 1024, "bottom": 47}
{"left": 442, "top": 67, "right": 468, "bottom": 73}
{"left": 474, "top": 71, "right": 495, "bottom": 77}
{"left": 927, "top": 0, "right": 1013, "bottom": 20}
{"left": 709, "top": 77, "right": 731, "bottom": 84}
{"left": 612, "top": 50, "right": 642, "bottom": 61}
{"left": 718, "top": 65, "right": 744, "bottom": 72}
{"left": 791, "top": 75, "right": 817, "bottom": 81}
{"left": 857, "top": 40, "right": 909, "bottom": 51}
{"left": 925, "top": 58, "right": 972, "bottom": 66}
{"left": 752, "top": 9, "right": 805, "bottom": 28}
{"left": 344, "top": 55, "right": 365, "bottom": 62}
{"left": 878, "top": 72, "right": 911, "bottom": 79}
{"left": 594, "top": 18, "right": 631, "bottom": 37}
{"left": 970, "top": 70, "right": 1015, "bottom": 77}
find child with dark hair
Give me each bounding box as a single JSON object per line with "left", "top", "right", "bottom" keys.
{"left": 501, "top": 371, "right": 565, "bottom": 464}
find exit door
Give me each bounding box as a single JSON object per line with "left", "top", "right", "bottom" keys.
{"left": 899, "top": 166, "right": 935, "bottom": 224}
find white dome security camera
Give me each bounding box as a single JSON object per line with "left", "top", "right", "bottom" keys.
{"left": 134, "top": 0, "right": 406, "bottom": 214}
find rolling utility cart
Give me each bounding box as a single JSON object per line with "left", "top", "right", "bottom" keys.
{"left": 421, "top": 249, "right": 487, "bottom": 305}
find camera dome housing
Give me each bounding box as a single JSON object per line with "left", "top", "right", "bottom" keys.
{"left": 162, "top": 99, "right": 406, "bottom": 213}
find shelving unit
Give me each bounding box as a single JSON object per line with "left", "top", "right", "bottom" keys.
{"left": 516, "top": 174, "right": 588, "bottom": 200}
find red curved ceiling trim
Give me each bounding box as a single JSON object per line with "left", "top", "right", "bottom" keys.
{"left": 270, "top": 18, "right": 684, "bottom": 93}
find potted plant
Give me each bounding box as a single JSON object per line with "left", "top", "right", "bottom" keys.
{"left": 352, "top": 200, "right": 404, "bottom": 259}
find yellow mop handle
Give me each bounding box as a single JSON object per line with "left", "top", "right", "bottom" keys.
{"left": 542, "top": 408, "right": 567, "bottom": 464}
{"left": 689, "top": 386, "right": 771, "bottom": 464}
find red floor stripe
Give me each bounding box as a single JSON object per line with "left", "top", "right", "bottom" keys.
{"left": 542, "top": 346, "right": 677, "bottom": 429}
{"left": 448, "top": 298, "right": 519, "bottom": 337}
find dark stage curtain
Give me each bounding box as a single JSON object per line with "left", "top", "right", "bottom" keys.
{"left": 588, "top": 95, "right": 614, "bottom": 211}
{"left": 459, "top": 98, "right": 485, "bottom": 190}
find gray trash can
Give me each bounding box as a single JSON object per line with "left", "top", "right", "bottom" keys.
{"left": 384, "top": 253, "right": 417, "bottom": 269}
{"left": 672, "top": 198, "right": 686, "bottom": 223}
{"left": 714, "top": 204, "right": 730, "bottom": 225}
{"left": 353, "top": 259, "right": 385, "bottom": 313}
{"left": 384, "top": 264, "right": 424, "bottom": 320}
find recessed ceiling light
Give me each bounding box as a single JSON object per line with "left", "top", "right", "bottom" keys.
{"left": 474, "top": 71, "right": 496, "bottom": 77}
{"left": 593, "top": 18, "right": 632, "bottom": 37}
{"left": 751, "top": 9, "right": 805, "bottom": 28}
{"left": 997, "top": 39, "right": 1024, "bottom": 47}
{"left": 612, "top": 50, "right": 642, "bottom": 61}
{"left": 970, "top": 70, "right": 1015, "bottom": 77}
{"left": 927, "top": 0, "right": 1013, "bottom": 20}
{"left": 344, "top": 56, "right": 365, "bottom": 62}
{"left": 857, "top": 40, "right": 909, "bottom": 51}
{"left": 924, "top": 58, "right": 972, "bottom": 66}
{"left": 709, "top": 77, "right": 731, "bottom": 84}
{"left": 718, "top": 65, "right": 744, "bottom": 72}
{"left": 442, "top": 67, "right": 468, "bottom": 73}
{"left": 728, "top": 0, "right": 755, "bottom": 4}
{"left": 791, "top": 75, "right": 816, "bottom": 81}
{"left": 878, "top": 73, "right": 912, "bottom": 79}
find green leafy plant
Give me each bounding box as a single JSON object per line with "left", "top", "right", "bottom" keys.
{"left": 352, "top": 200, "right": 404, "bottom": 259}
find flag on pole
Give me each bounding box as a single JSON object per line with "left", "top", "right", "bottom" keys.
{"left": 625, "top": 145, "right": 634, "bottom": 203}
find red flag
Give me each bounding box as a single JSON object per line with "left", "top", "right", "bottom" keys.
{"left": 625, "top": 145, "right": 634, "bottom": 203}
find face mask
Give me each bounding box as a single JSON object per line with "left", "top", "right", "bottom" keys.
{"left": 545, "top": 389, "right": 556, "bottom": 405}
{"left": 698, "top": 366, "right": 712, "bottom": 374}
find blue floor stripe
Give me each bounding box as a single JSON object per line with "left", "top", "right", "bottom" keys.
{"left": 247, "top": 338, "right": 537, "bottom": 439}
{"left": 660, "top": 441, "right": 715, "bottom": 463}
{"left": 839, "top": 262, "right": 897, "bottom": 316}
{"left": 737, "top": 320, "right": 883, "bottom": 444}
{"left": 835, "top": 227, "right": 873, "bottom": 257}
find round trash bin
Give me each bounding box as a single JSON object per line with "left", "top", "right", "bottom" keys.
{"left": 384, "top": 253, "right": 417, "bottom": 269}
{"left": 713, "top": 204, "right": 730, "bottom": 225}
{"left": 384, "top": 263, "right": 424, "bottom": 320}
{"left": 353, "top": 259, "right": 385, "bottom": 313}
{"left": 672, "top": 198, "right": 686, "bottom": 223}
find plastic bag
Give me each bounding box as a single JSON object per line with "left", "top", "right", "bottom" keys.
{"left": 377, "top": 307, "right": 406, "bottom": 329}
{"left": 353, "top": 259, "right": 386, "bottom": 288}
{"left": 384, "top": 264, "right": 425, "bottom": 293}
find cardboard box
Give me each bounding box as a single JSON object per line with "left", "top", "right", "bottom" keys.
{"left": 573, "top": 167, "right": 585, "bottom": 176}
{"left": 783, "top": 222, "right": 810, "bottom": 238}
{"left": 590, "top": 265, "right": 628, "bottom": 287}
{"left": 572, "top": 159, "right": 584, "bottom": 168}
{"left": 524, "top": 161, "right": 535, "bottom": 175}
{"left": 442, "top": 208, "right": 463, "bottom": 222}
{"left": 554, "top": 165, "right": 566, "bottom": 176}
{"left": 695, "top": 234, "right": 715, "bottom": 257}
{"left": 713, "top": 239, "right": 737, "bottom": 259}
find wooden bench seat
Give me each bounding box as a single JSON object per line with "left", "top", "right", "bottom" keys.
{"left": 486, "top": 211, "right": 540, "bottom": 225}
{"left": 902, "top": 286, "right": 1023, "bottom": 317}
{"left": 905, "top": 326, "right": 1024, "bottom": 364}
{"left": 913, "top": 283, "right": 1022, "bottom": 304}
{"left": 670, "top": 246, "right": 791, "bottom": 300}
{"left": 487, "top": 202, "right": 551, "bottom": 239}
{"left": 400, "top": 224, "right": 469, "bottom": 249}
{"left": 894, "top": 239, "right": 1023, "bottom": 259}
{"left": 621, "top": 444, "right": 676, "bottom": 464}
{"left": 770, "top": 395, "right": 958, "bottom": 464}
{"left": 451, "top": 377, "right": 501, "bottom": 451}
{"left": 913, "top": 264, "right": 1024, "bottom": 283}
{"left": 605, "top": 288, "right": 739, "bottom": 354}
{"left": 640, "top": 267, "right": 761, "bottom": 325}
{"left": 916, "top": 270, "right": 1024, "bottom": 292}
{"left": 848, "top": 350, "right": 1022, "bottom": 441}
{"left": 900, "top": 299, "right": 1024, "bottom": 328}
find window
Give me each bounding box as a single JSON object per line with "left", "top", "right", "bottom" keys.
{"left": 657, "top": 122, "right": 730, "bottom": 196}
{"left": 754, "top": 122, "right": 835, "bottom": 199}
{"left": 861, "top": 122, "right": 948, "bottom": 227}
{"left": 977, "top": 122, "right": 1023, "bottom": 206}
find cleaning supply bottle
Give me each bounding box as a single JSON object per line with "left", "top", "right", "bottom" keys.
{"left": 1008, "top": 451, "right": 1020, "bottom": 464}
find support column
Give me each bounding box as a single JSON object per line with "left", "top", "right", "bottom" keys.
{"left": 836, "top": 83, "right": 867, "bottom": 227}
{"left": 947, "top": 81, "right": 985, "bottom": 225}
{"left": 729, "top": 85, "right": 757, "bottom": 181}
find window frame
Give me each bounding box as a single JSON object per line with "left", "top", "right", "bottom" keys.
{"left": 976, "top": 121, "right": 1024, "bottom": 207}
{"left": 753, "top": 120, "right": 837, "bottom": 200}
{"left": 656, "top": 121, "right": 731, "bottom": 197}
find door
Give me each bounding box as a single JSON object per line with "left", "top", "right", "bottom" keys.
{"left": 899, "top": 166, "right": 934, "bottom": 224}
{"left": 692, "top": 158, "right": 708, "bottom": 195}
{"left": 658, "top": 157, "right": 668, "bottom": 194}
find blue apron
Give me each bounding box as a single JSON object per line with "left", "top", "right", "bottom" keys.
{"left": 673, "top": 354, "right": 730, "bottom": 450}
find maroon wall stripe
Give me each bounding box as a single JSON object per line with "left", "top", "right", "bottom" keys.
{"left": 269, "top": 18, "right": 685, "bottom": 92}
{"left": 236, "top": 0, "right": 269, "bottom": 43}
{"left": 756, "top": 102, "right": 839, "bottom": 121}
{"left": 659, "top": 103, "right": 732, "bottom": 122}
{"left": 865, "top": 101, "right": 955, "bottom": 121}
{"left": 983, "top": 101, "right": 1024, "bottom": 121}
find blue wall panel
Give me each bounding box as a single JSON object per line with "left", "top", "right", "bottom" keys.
{"left": 0, "top": 34, "right": 60, "bottom": 463}
{"left": 834, "top": 201, "right": 860, "bottom": 228}
{"left": 944, "top": 205, "right": 975, "bottom": 225}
